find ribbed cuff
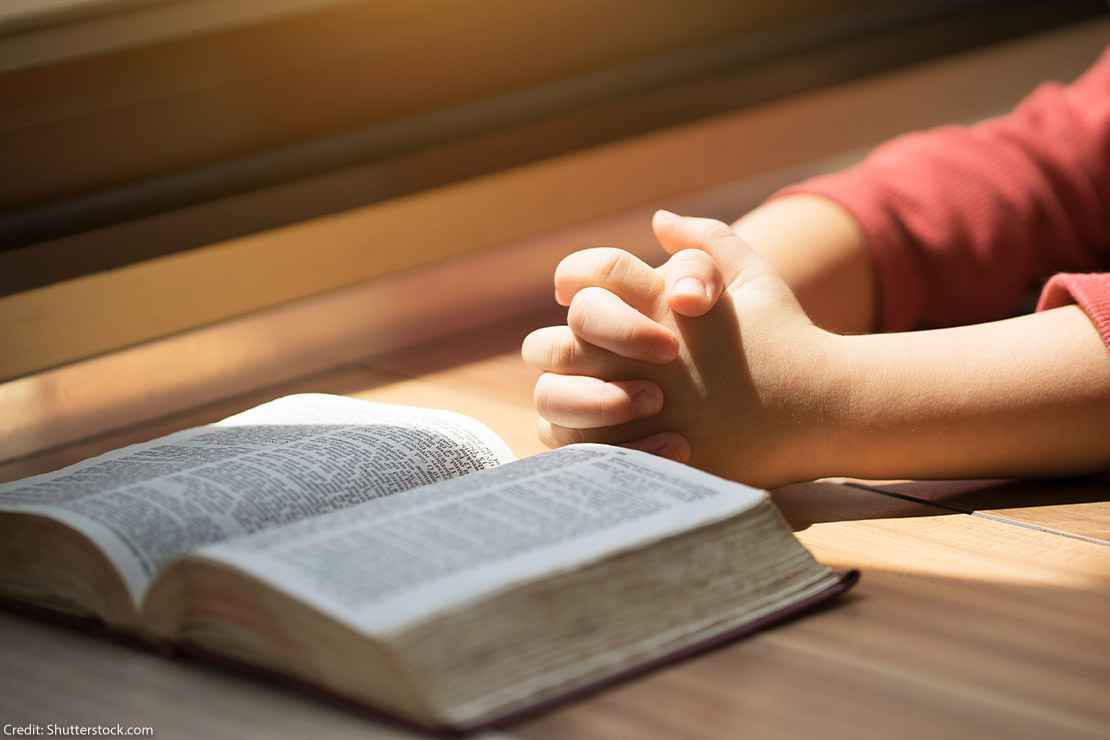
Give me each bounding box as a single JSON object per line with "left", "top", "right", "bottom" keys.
{"left": 1037, "top": 273, "right": 1110, "bottom": 351}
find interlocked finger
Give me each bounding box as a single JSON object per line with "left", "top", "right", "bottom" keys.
{"left": 536, "top": 415, "right": 663, "bottom": 449}
{"left": 659, "top": 248, "right": 725, "bottom": 317}
{"left": 521, "top": 326, "right": 646, "bottom": 378}
{"left": 554, "top": 247, "right": 664, "bottom": 314}
{"left": 533, "top": 373, "right": 663, "bottom": 428}
{"left": 567, "top": 287, "right": 678, "bottom": 364}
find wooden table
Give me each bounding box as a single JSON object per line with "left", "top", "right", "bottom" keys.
{"left": 2, "top": 312, "right": 1108, "bottom": 740}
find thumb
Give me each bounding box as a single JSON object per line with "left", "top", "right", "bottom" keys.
{"left": 654, "top": 210, "right": 809, "bottom": 327}
{"left": 652, "top": 210, "right": 764, "bottom": 286}
{"left": 653, "top": 210, "right": 771, "bottom": 316}
{"left": 659, "top": 248, "right": 723, "bottom": 317}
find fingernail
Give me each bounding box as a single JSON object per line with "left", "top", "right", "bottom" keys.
{"left": 655, "top": 209, "right": 679, "bottom": 224}
{"left": 673, "top": 276, "right": 707, "bottom": 297}
{"left": 632, "top": 384, "right": 664, "bottom": 416}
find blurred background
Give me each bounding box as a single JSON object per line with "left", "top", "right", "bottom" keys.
{"left": 1, "top": 0, "right": 1107, "bottom": 458}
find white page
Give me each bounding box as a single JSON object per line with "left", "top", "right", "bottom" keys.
{"left": 0, "top": 394, "right": 513, "bottom": 603}
{"left": 195, "top": 444, "right": 767, "bottom": 634}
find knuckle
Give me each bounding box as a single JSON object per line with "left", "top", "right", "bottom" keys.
{"left": 548, "top": 335, "right": 578, "bottom": 370}
{"left": 702, "top": 219, "right": 733, "bottom": 241}
{"left": 520, "top": 329, "right": 548, "bottom": 366}
{"left": 556, "top": 247, "right": 600, "bottom": 275}
{"left": 672, "top": 248, "right": 714, "bottom": 272}
{"left": 532, "top": 374, "right": 561, "bottom": 417}
{"left": 554, "top": 249, "right": 606, "bottom": 296}
{"left": 623, "top": 316, "right": 665, "bottom": 349}
{"left": 557, "top": 247, "right": 632, "bottom": 289}
{"left": 619, "top": 321, "right": 645, "bottom": 347}
{"left": 586, "top": 383, "right": 623, "bottom": 415}
{"left": 567, "top": 300, "right": 588, "bottom": 335}
{"left": 592, "top": 248, "right": 630, "bottom": 284}
{"left": 578, "top": 285, "right": 610, "bottom": 305}
{"left": 567, "top": 287, "right": 606, "bottom": 332}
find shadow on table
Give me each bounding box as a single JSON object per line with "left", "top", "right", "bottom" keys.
{"left": 845, "top": 477, "right": 1110, "bottom": 514}
{"left": 359, "top": 307, "right": 565, "bottom": 378}
{"left": 770, "top": 481, "right": 950, "bottom": 532}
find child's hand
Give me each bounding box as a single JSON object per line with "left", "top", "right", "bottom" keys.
{"left": 523, "top": 211, "right": 846, "bottom": 488}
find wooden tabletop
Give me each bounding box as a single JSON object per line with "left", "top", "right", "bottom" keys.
{"left": 2, "top": 311, "right": 1108, "bottom": 740}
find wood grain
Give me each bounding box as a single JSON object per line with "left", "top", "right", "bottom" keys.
{"left": 0, "top": 610, "right": 431, "bottom": 740}
{"left": 4, "top": 296, "right": 1110, "bottom": 739}
{"left": 516, "top": 513, "right": 1110, "bottom": 740}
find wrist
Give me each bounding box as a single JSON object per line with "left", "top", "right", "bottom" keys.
{"left": 811, "top": 331, "right": 881, "bottom": 480}
{"left": 752, "top": 326, "right": 856, "bottom": 487}
{"left": 798, "top": 329, "right": 859, "bottom": 481}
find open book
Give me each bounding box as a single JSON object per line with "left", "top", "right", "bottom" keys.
{"left": 0, "top": 394, "right": 856, "bottom": 732}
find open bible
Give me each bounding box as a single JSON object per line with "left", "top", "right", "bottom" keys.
{"left": 0, "top": 394, "right": 856, "bottom": 732}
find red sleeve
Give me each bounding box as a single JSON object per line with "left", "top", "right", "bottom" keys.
{"left": 772, "top": 49, "right": 1110, "bottom": 348}
{"left": 1038, "top": 273, "right": 1110, "bottom": 347}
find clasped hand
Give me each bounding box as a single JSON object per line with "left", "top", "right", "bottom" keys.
{"left": 522, "top": 210, "right": 846, "bottom": 489}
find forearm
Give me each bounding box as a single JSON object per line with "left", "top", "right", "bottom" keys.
{"left": 731, "top": 194, "right": 875, "bottom": 334}
{"left": 824, "top": 305, "right": 1110, "bottom": 480}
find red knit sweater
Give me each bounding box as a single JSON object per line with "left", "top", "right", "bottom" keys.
{"left": 777, "top": 49, "right": 1110, "bottom": 349}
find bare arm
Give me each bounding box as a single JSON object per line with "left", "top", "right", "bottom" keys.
{"left": 730, "top": 194, "right": 875, "bottom": 335}
{"left": 827, "top": 304, "right": 1110, "bottom": 480}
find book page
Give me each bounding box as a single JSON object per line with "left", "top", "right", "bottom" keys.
{"left": 0, "top": 394, "right": 513, "bottom": 603}
{"left": 194, "top": 444, "right": 767, "bottom": 633}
